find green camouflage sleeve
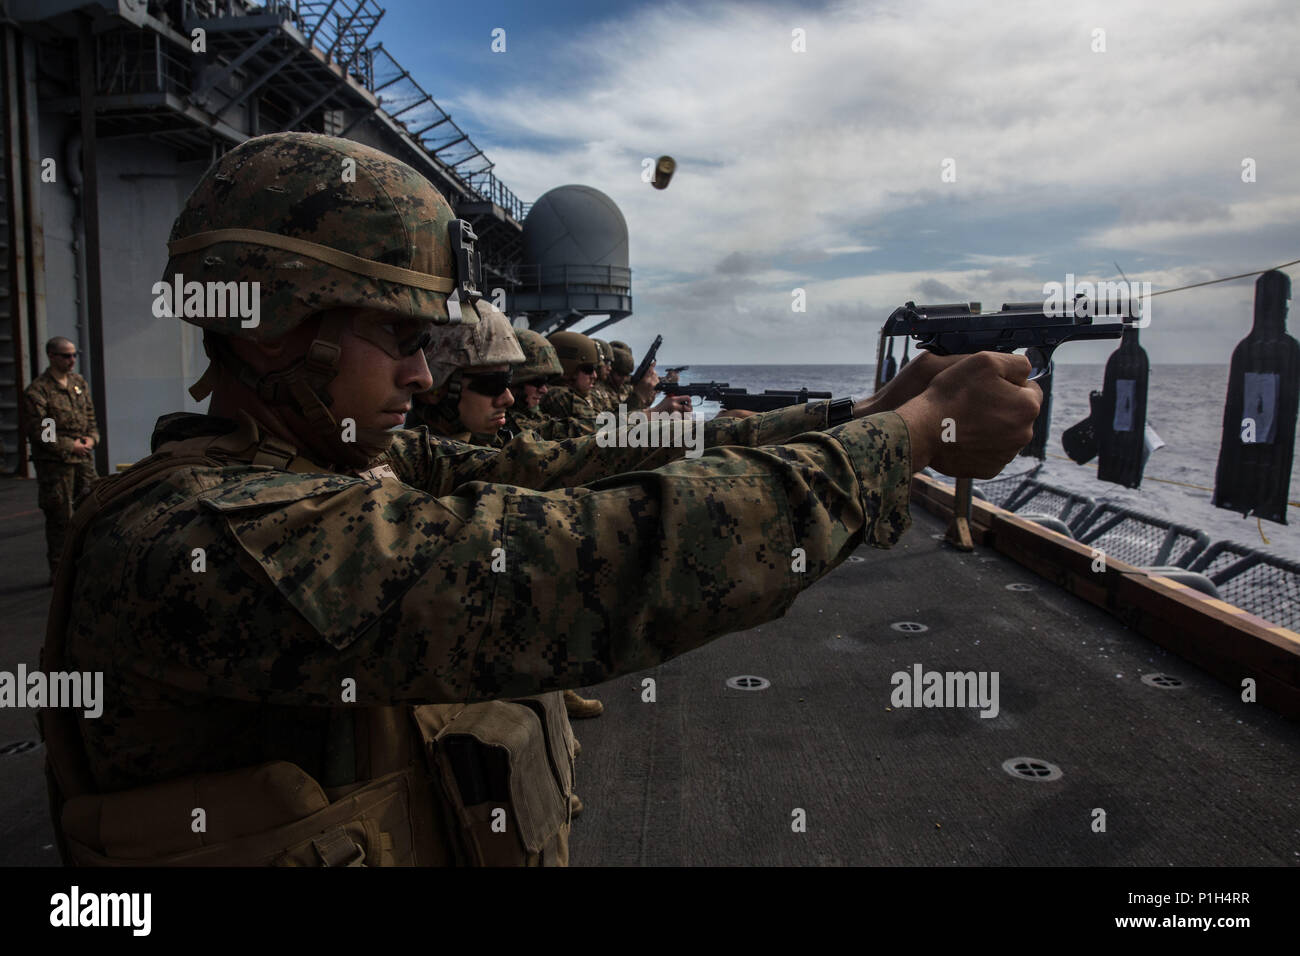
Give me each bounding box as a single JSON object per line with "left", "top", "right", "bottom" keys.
{"left": 515, "top": 414, "right": 596, "bottom": 442}
{"left": 538, "top": 387, "right": 572, "bottom": 420}
{"left": 96, "top": 411, "right": 912, "bottom": 706}
{"left": 389, "top": 400, "right": 833, "bottom": 494}
{"left": 539, "top": 387, "right": 599, "bottom": 430}
{"left": 22, "top": 384, "right": 46, "bottom": 450}
{"left": 23, "top": 380, "right": 75, "bottom": 460}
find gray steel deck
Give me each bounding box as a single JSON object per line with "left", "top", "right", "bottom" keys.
{"left": 1, "top": 476, "right": 1296, "bottom": 867}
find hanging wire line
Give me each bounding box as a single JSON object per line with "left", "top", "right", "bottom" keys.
{"left": 1147, "top": 257, "right": 1300, "bottom": 297}
{"left": 1042, "top": 451, "right": 1300, "bottom": 508}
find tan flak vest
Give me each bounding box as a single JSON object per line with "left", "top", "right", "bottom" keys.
{"left": 39, "top": 415, "right": 575, "bottom": 866}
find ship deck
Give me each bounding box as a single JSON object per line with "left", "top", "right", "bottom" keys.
{"left": 1, "top": 476, "right": 1296, "bottom": 866}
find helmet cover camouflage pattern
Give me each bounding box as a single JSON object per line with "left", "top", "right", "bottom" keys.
{"left": 165, "top": 132, "right": 472, "bottom": 340}
{"left": 515, "top": 328, "right": 564, "bottom": 381}
{"left": 423, "top": 302, "right": 524, "bottom": 392}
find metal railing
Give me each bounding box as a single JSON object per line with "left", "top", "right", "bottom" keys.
{"left": 176, "top": 0, "right": 528, "bottom": 223}
{"left": 95, "top": 30, "right": 190, "bottom": 97}
{"left": 294, "top": 0, "right": 381, "bottom": 82}
{"left": 959, "top": 471, "right": 1300, "bottom": 629}
{"left": 509, "top": 263, "right": 632, "bottom": 295}
{"left": 1189, "top": 542, "right": 1300, "bottom": 632}
{"left": 1072, "top": 504, "right": 1211, "bottom": 568}
{"left": 1005, "top": 483, "right": 1097, "bottom": 533}
{"left": 365, "top": 45, "right": 527, "bottom": 221}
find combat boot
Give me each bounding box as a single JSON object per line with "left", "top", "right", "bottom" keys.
{"left": 563, "top": 688, "right": 603, "bottom": 718}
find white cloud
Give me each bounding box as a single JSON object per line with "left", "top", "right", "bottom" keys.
{"left": 1085, "top": 195, "right": 1300, "bottom": 249}
{"left": 456, "top": 0, "right": 1300, "bottom": 362}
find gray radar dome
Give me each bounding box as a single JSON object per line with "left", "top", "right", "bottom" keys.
{"left": 523, "top": 185, "right": 629, "bottom": 270}
{"left": 514, "top": 185, "right": 633, "bottom": 323}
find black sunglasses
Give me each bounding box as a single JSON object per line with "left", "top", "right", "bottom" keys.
{"left": 463, "top": 369, "right": 513, "bottom": 397}
{"left": 402, "top": 329, "right": 434, "bottom": 357}
{"left": 577, "top": 363, "right": 596, "bottom": 375}
{"left": 516, "top": 377, "right": 550, "bottom": 389}
{"left": 52, "top": 351, "right": 79, "bottom": 358}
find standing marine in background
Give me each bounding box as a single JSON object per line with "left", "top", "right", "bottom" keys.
{"left": 23, "top": 336, "right": 101, "bottom": 581}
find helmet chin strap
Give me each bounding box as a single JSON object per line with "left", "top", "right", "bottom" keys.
{"left": 197, "top": 314, "right": 384, "bottom": 468}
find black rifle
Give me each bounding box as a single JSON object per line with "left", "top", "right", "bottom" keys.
{"left": 880, "top": 295, "right": 1140, "bottom": 381}
{"left": 718, "top": 387, "right": 833, "bottom": 412}
{"left": 655, "top": 381, "right": 730, "bottom": 398}
{"left": 631, "top": 335, "right": 663, "bottom": 384}
{"left": 664, "top": 366, "right": 689, "bottom": 375}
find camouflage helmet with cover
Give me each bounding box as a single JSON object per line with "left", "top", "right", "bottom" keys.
{"left": 421, "top": 302, "right": 525, "bottom": 396}
{"left": 165, "top": 131, "right": 485, "bottom": 443}
{"left": 608, "top": 340, "right": 634, "bottom": 376}
{"left": 593, "top": 338, "right": 613, "bottom": 368}
{"left": 412, "top": 303, "right": 524, "bottom": 435}
{"left": 514, "top": 328, "right": 564, "bottom": 382}
{"left": 547, "top": 330, "right": 599, "bottom": 378}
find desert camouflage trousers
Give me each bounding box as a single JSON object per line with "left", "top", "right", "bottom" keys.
{"left": 35, "top": 457, "right": 99, "bottom": 574}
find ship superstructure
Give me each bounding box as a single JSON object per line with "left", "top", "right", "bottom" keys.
{"left": 0, "top": 0, "right": 631, "bottom": 471}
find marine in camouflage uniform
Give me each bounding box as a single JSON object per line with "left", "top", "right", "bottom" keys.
{"left": 23, "top": 338, "right": 100, "bottom": 577}
{"left": 405, "top": 303, "right": 527, "bottom": 443}
{"left": 589, "top": 338, "right": 619, "bottom": 413}
{"left": 405, "top": 312, "right": 604, "bottom": 788}
{"left": 411, "top": 314, "right": 608, "bottom": 726}
{"left": 608, "top": 340, "right": 641, "bottom": 409}
{"left": 509, "top": 328, "right": 594, "bottom": 440}
{"left": 38, "top": 132, "right": 1017, "bottom": 869}
{"left": 540, "top": 330, "right": 602, "bottom": 429}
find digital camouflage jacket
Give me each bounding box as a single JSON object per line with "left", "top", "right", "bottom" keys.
{"left": 62, "top": 402, "right": 912, "bottom": 790}
{"left": 539, "top": 385, "right": 599, "bottom": 429}
{"left": 497, "top": 405, "right": 595, "bottom": 443}
{"left": 24, "top": 370, "right": 100, "bottom": 463}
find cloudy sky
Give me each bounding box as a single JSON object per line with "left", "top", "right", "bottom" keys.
{"left": 378, "top": 0, "right": 1300, "bottom": 364}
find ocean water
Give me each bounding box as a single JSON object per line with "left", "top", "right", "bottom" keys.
{"left": 681, "top": 364, "right": 1300, "bottom": 563}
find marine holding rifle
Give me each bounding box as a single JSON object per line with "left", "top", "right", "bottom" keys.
{"left": 40, "top": 132, "right": 1041, "bottom": 868}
